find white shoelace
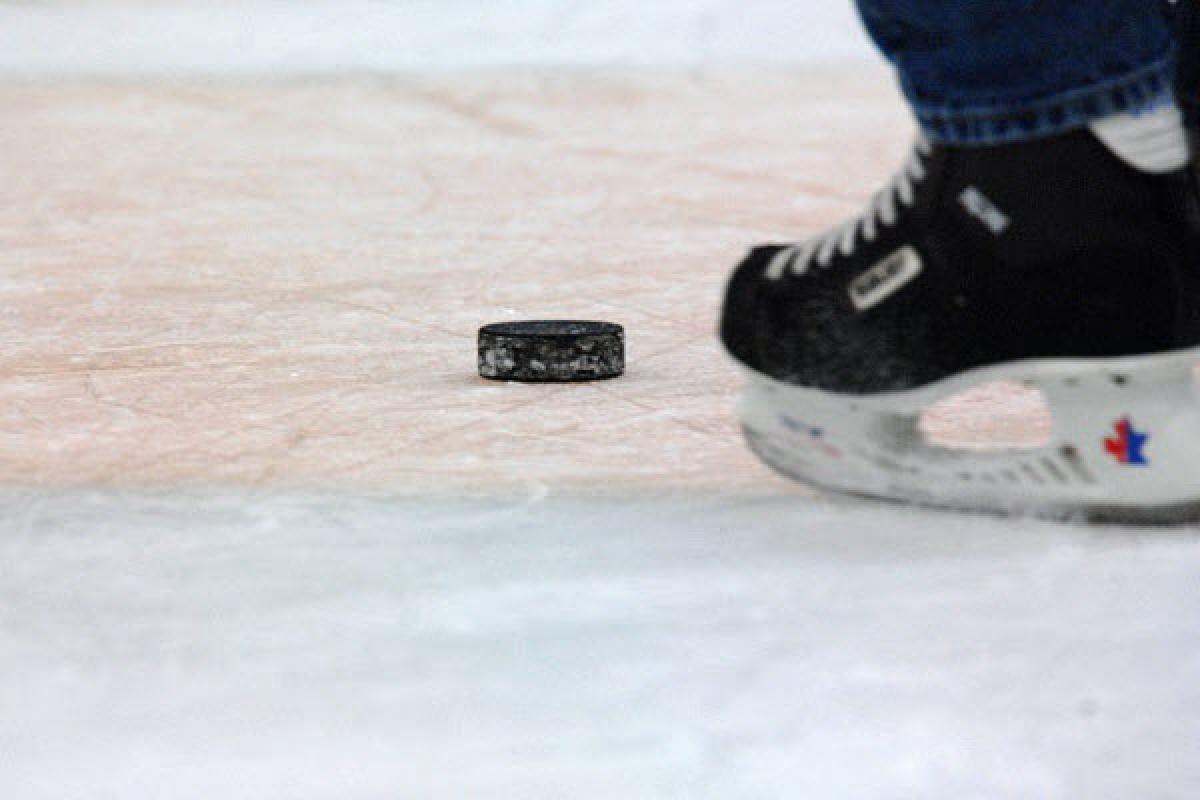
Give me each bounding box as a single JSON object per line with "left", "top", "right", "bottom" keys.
{"left": 766, "top": 137, "right": 933, "bottom": 280}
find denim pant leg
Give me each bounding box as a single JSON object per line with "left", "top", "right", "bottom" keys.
{"left": 855, "top": 0, "right": 1177, "bottom": 144}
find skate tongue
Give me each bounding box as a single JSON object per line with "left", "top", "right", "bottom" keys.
{"left": 1090, "top": 103, "right": 1189, "bottom": 173}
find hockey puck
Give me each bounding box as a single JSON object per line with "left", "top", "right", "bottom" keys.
{"left": 478, "top": 320, "right": 624, "bottom": 382}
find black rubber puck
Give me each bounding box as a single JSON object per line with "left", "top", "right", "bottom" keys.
{"left": 478, "top": 320, "right": 625, "bottom": 382}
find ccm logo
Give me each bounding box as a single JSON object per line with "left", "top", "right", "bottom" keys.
{"left": 848, "top": 247, "right": 923, "bottom": 311}
{"left": 958, "top": 186, "right": 1011, "bottom": 235}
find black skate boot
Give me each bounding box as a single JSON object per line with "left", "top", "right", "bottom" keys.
{"left": 720, "top": 105, "right": 1200, "bottom": 521}
{"left": 1168, "top": 0, "right": 1200, "bottom": 175}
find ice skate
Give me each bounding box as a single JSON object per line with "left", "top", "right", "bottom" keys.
{"left": 721, "top": 105, "right": 1200, "bottom": 521}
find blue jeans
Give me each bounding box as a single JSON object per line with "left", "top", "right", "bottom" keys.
{"left": 856, "top": 0, "right": 1177, "bottom": 144}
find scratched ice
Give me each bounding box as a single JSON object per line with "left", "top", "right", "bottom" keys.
{"left": 1, "top": 4, "right": 1198, "bottom": 799}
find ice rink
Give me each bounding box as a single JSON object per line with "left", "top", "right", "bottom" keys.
{"left": 2, "top": 3, "right": 1198, "bottom": 798}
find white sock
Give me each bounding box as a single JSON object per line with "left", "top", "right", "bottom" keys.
{"left": 1089, "top": 101, "right": 1190, "bottom": 174}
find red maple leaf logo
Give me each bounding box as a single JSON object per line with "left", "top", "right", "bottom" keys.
{"left": 1104, "top": 418, "right": 1131, "bottom": 464}
{"left": 1104, "top": 417, "right": 1149, "bottom": 466}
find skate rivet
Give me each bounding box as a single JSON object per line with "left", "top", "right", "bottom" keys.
{"left": 1064, "top": 377, "right": 1079, "bottom": 388}
{"left": 1111, "top": 374, "right": 1128, "bottom": 386}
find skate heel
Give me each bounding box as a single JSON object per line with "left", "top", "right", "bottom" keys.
{"left": 738, "top": 348, "right": 1200, "bottom": 522}
{"left": 1035, "top": 353, "right": 1200, "bottom": 512}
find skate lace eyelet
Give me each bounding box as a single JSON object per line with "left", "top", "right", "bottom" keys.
{"left": 766, "top": 137, "right": 932, "bottom": 281}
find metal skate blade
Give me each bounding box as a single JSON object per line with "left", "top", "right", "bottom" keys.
{"left": 737, "top": 348, "right": 1200, "bottom": 524}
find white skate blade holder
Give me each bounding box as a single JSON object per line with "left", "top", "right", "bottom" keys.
{"left": 739, "top": 347, "right": 1200, "bottom": 522}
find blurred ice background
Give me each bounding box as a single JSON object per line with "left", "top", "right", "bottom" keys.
{"left": 0, "top": 0, "right": 873, "bottom": 77}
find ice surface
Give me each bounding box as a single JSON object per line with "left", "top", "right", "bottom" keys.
{"left": 3, "top": 490, "right": 1199, "bottom": 799}
{"left": 0, "top": 1, "right": 872, "bottom": 78}
{"left": 2, "top": 4, "right": 1199, "bottom": 798}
